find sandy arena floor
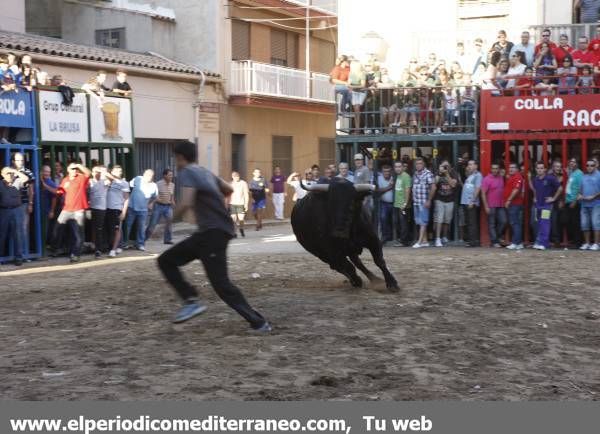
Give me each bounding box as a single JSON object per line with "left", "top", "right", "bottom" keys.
{"left": 1, "top": 226, "right": 599, "bottom": 400}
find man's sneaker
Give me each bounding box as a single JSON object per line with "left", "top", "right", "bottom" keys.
{"left": 115, "top": 248, "right": 123, "bottom": 254}
{"left": 173, "top": 302, "right": 207, "bottom": 324}
{"left": 506, "top": 243, "right": 517, "bottom": 250}
{"left": 492, "top": 243, "right": 502, "bottom": 248}
{"left": 108, "top": 250, "right": 117, "bottom": 258}
{"left": 137, "top": 245, "right": 146, "bottom": 252}
{"left": 70, "top": 255, "right": 80, "bottom": 263}
{"left": 533, "top": 244, "right": 546, "bottom": 250}
{"left": 240, "top": 228, "right": 245, "bottom": 238}
{"left": 94, "top": 251, "right": 102, "bottom": 259}
{"left": 590, "top": 244, "right": 600, "bottom": 251}
{"left": 420, "top": 242, "right": 430, "bottom": 248}
{"left": 14, "top": 258, "right": 23, "bottom": 266}
{"left": 412, "top": 242, "right": 422, "bottom": 248}
{"left": 441, "top": 237, "right": 449, "bottom": 244}
{"left": 580, "top": 243, "right": 591, "bottom": 250}
{"left": 435, "top": 238, "right": 443, "bottom": 247}
{"left": 164, "top": 241, "right": 174, "bottom": 245}
{"left": 515, "top": 244, "right": 524, "bottom": 250}
{"left": 393, "top": 241, "right": 405, "bottom": 247}
{"left": 252, "top": 321, "right": 273, "bottom": 333}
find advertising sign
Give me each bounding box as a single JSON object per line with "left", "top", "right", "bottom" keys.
{"left": 90, "top": 96, "right": 133, "bottom": 144}
{"left": 483, "top": 94, "right": 600, "bottom": 132}
{"left": 0, "top": 91, "right": 33, "bottom": 129}
{"left": 38, "top": 90, "right": 89, "bottom": 142}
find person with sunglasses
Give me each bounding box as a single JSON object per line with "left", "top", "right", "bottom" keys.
{"left": 535, "top": 28, "right": 557, "bottom": 56}
{"left": 578, "top": 159, "right": 600, "bottom": 250}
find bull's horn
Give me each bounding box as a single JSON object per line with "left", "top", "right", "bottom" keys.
{"left": 300, "top": 181, "right": 329, "bottom": 192}
{"left": 354, "top": 184, "right": 376, "bottom": 192}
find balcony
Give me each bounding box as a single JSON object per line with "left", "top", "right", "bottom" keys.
{"left": 230, "top": 60, "right": 335, "bottom": 105}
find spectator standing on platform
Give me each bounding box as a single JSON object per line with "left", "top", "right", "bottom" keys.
{"left": 270, "top": 166, "right": 286, "bottom": 220}
{"left": 576, "top": 0, "right": 600, "bottom": 23}
{"left": 553, "top": 34, "right": 574, "bottom": 66}
{"left": 481, "top": 162, "right": 506, "bottom": 247}
{"left": 578, "top": 159, "right": 600, "bottom": 250}
{"left": 531, "top": 162, "right": 562, "bottom": 250}
{"left": 557, "top": 57, "right": 578, "bottom": 95}
{"left": 40, "top": 165, "right": 57, "bottom": 248}
{"left": 249, "top": 169, "right": 268, "bottom": 231}
{"left": 146, "top": 169, "right": 176, "bottom": 244}
{"left": 535, "top": 29, "right": 557, "bottom": 55}
{"left": 0, "top": 167, "right": 29, "bottom": 265}
{"left": 510, "top": 31, "right": 535, "bottom": 67}
{"left": 460, "top": 160, "right": 483, "bottom": 247}
{"left": 89, "top": 165, "right": 110, "bottom": 258}
{"left": 106, "top": 165, "right": 130, "bottom": 258}
{"left": 572, "top": 36, "right": 596, "bottom": 72}
{"left": 55, "top": 163, "right": 91, "bottom": 263}
{"left": 412, "top": 157, "right": 435, "bottom": 248}
{"left": 469, "top": 38, "right": 486, "bottom": 75}
{"left": 393, "top": 161, "right": 412, "bottom": 247}
{"left": 533, "top": 42, "right": 558, "bottom": 78}
{"left": 124, "top": 169, "right": 158, "bottom": 251}
{"left": 565, "top": 158, "right": 583, "bottom": 248}
{"left": 112, "top": 70, "right": 132, "bottom": 97}
{"left": 228, "top": 171, "right": 249, "bottom": 238}
{"left": 377, "top": 164, "right": 395, "bottom": 244}
{"left": 432, "top": 160, "right": 459, "bottom": 247}
{"left": 504, "top": 163, "right": 525, "bottom": 250}
{"left": 11, "top": 153, "right": 34, "bottom": 259}
{"left": 489, "top": 30, "right": 514, "bottom": 60}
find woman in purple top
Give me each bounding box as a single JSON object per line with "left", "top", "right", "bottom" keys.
{"left": 270, "top": 166, "right": 286, "bottom": 220}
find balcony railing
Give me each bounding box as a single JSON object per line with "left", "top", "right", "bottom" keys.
{"left": 230, "top": 60, "right": 335, "bottom": 104}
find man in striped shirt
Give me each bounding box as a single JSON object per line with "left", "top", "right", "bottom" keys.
{"left": 145, "top": 168, "right": 175, "bottom": 245}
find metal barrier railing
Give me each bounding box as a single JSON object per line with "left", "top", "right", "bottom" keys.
{"left": 336, "top": 84, "right": 480, "bottom": 136}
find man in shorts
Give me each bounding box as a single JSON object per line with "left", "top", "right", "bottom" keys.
{"left": 578, "top": 158, "right": 600, "bottom": 250}
{"left": 412, "top": 158, "right": 435, "bottom": 248}
{"left": 432, "top": 160, "right": 458, "bottom": 247}
{"left": 157, "top": 141, "right": 271, "bottom": 331}
{"left": 249, "top": 169, "right": 268, "bottom": 231}
{"left": 229, "top": 171, "right": 250, "bottom": 237}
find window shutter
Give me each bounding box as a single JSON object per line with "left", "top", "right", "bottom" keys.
{"left": 271, "top": 29, "right": 288, "bottom": 66}
{"left": 232, "top": 20, "right": 250, "bottom": 60}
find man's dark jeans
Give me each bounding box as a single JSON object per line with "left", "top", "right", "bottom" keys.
{"left": 0, "top": 207, "right": 23, "bottom": 259}
{"left": 487, "top": 207, "right": 507, "bottom": 244}
{"left": 91, "top": 208, "right": 106, "bottom": 252}
{"left": 393, "top": 207, "right": 412, "bottom": 245}
{"left": 157, "top": 229, "right": 266, "bottom": 329}
{"left": 463, "top": 204, "right": 480, "bottom": 246}
{"left": 379, "top": 201, "right": 394, "bottom": 242}
{"left": 564, "top": 202, "right": 582, "bottom": 246}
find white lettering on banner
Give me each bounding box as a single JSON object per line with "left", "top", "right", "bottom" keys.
{"left": 563, "top": 109, "right": 600, "bottom": 127}
{"left": 0, "top": 98, "right": 26, "bottom": 116}
{"left": 514, "top": 97, "right": 563, "bottom": 110}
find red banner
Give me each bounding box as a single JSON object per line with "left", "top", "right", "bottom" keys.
{"left": 481, "top": 93, "right": 600, "bottom": 132}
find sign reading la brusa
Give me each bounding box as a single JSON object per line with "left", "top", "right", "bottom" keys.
{"left": 39, "top": 90, "right": 89, "bottom": 142}
{"left": 0, "top": 91, "right": 33, "bottom": 129}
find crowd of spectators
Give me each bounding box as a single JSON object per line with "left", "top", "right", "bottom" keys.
{"left": 1, "top": 153, "right": 174, "bottom": 265}
{"left": 330, "top": 26, "right": 600, "bottom": 135}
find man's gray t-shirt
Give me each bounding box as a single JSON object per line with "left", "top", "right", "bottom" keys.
{"left": 89, "top": 178, "right": 109, "bottom": 210}
{"left": 107, "top": 178, "right": 130, "bottom": 210}
{"left": 179, "top": 164, "right": 235, "bottom": 237}
{"left": 354, "top": 166, "right": 372, "bottom": 184}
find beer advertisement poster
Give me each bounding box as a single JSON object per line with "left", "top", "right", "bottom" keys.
{"left": 38, "top": 90, "right": 88, "bottom": 143}
{"left": 90, "top": 96, "right": 133, "bottom": 144}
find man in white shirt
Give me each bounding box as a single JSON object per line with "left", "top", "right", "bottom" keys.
{"left": 229, "top": 171, "right": 250, "bottom": 238}
{"left": 510, "top": 31, "right": 535, "bottom": 67}
{"left": 89, "top": 165, "right": 111, "bottom": 258}
{"left": 337, "top": 162, "right": 354, "bottom": 183}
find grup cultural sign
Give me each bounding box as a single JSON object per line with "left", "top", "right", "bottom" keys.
{"left": 39, "top": 90, "right": 89, "bottom": 142}
{"left": 90, "top": 96, "right": 133, "bottom": 144}
{"left": 484, "top": 94, "right": 600, "bottom": 132}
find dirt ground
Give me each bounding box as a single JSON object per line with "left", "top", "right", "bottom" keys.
{"left": 1, "top": 231, "right": 600, "bottom": 400}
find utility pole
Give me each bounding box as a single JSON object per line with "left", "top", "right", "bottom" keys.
{"left": 305, "top": 0, "right": 311, "bottom": 100}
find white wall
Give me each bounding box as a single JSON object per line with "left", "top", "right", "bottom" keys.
{"left": 0, "top": 0, "right": 25, "bottom": 32}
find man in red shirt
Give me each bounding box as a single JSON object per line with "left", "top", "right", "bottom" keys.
{"left": 535, "top": 28, "right": 557, "bottom": 55}
{"left": 553, "top": 34, "right": 574, "bottom": 66}
{"left": 56, "top": 163, "right": 91, "bottom": 262}
{"left": 330, "top": 55, "right": 351, "bottom": 114}
{"left": 504, "top": 162, "right": 525, "bottom": 250}
{"left": 572, "top": 36, "right": 597, "bottom": 72}
{"left": 588, "top": 24, "right": 600, "bottom": 57}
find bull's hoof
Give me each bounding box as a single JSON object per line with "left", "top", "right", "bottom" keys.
{"left": 386, "top": 279, "right": 400, "bottom": 292}
{"left": 350, "top": 276, "right": 363, "bottom": 288}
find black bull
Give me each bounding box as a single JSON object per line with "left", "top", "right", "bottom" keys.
{"left": 290, "top": 178, "right": 399, "bottom": 291}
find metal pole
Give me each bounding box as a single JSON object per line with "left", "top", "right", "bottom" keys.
{"left": 306, "top": 1, "right": 311, "bottom": 100}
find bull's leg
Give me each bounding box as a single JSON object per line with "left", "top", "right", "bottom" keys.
{"left": 331, "top": 258, "right": 363, "bottom": 288}
{"left": 366, "top": 237, "right": 399, "bottom": 291}
{"left": 349, "top": 254, "right": 381, "bottom": 282}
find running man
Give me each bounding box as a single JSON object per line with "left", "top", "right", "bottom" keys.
{"left": 157, "top": 141, "right": 271, "bottom": 331}
{"left": 229, "top": 171, "right": 250, "bottom": 238}
{"left": 249, "top": 169, "right": 269, "bottom": 231}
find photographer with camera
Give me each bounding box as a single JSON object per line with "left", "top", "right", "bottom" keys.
{"left": 432, "top": 160, "right": 459, "bottom": 247}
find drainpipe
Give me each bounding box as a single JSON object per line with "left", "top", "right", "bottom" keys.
{"left": 192, "top": 70, "right": 206, "bottom": 165}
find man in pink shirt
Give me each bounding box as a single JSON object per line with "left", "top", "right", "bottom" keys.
{"left": 481, "top": 162, "right": 506, "bottom": 247}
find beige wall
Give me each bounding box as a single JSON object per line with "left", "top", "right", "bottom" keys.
{"left": 220, "top": 104, "right": 335, "bottom": 216}
{"left": 1, "top": 0, "right": 25, "bottom": 32}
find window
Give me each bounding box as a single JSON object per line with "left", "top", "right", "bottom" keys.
{"left": 287, "top": 33, "right": 298, "bottom": 68}
{"left": 318, "top": 138, "right": 335, "bottom": 170}
{"left": 272, "top": 136, "right": 292, "bottom": 176}
{"left": 95, "top": 28, "right": 125, "bottom": 49}
{"left": 232, "top": 20, "right": 250, "bottom": 60}
{"left": 271, "top": 29, "right": 288, "bottom": 66}
{"left": 231, "top": 134, "right": 247, "bottom": 178}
